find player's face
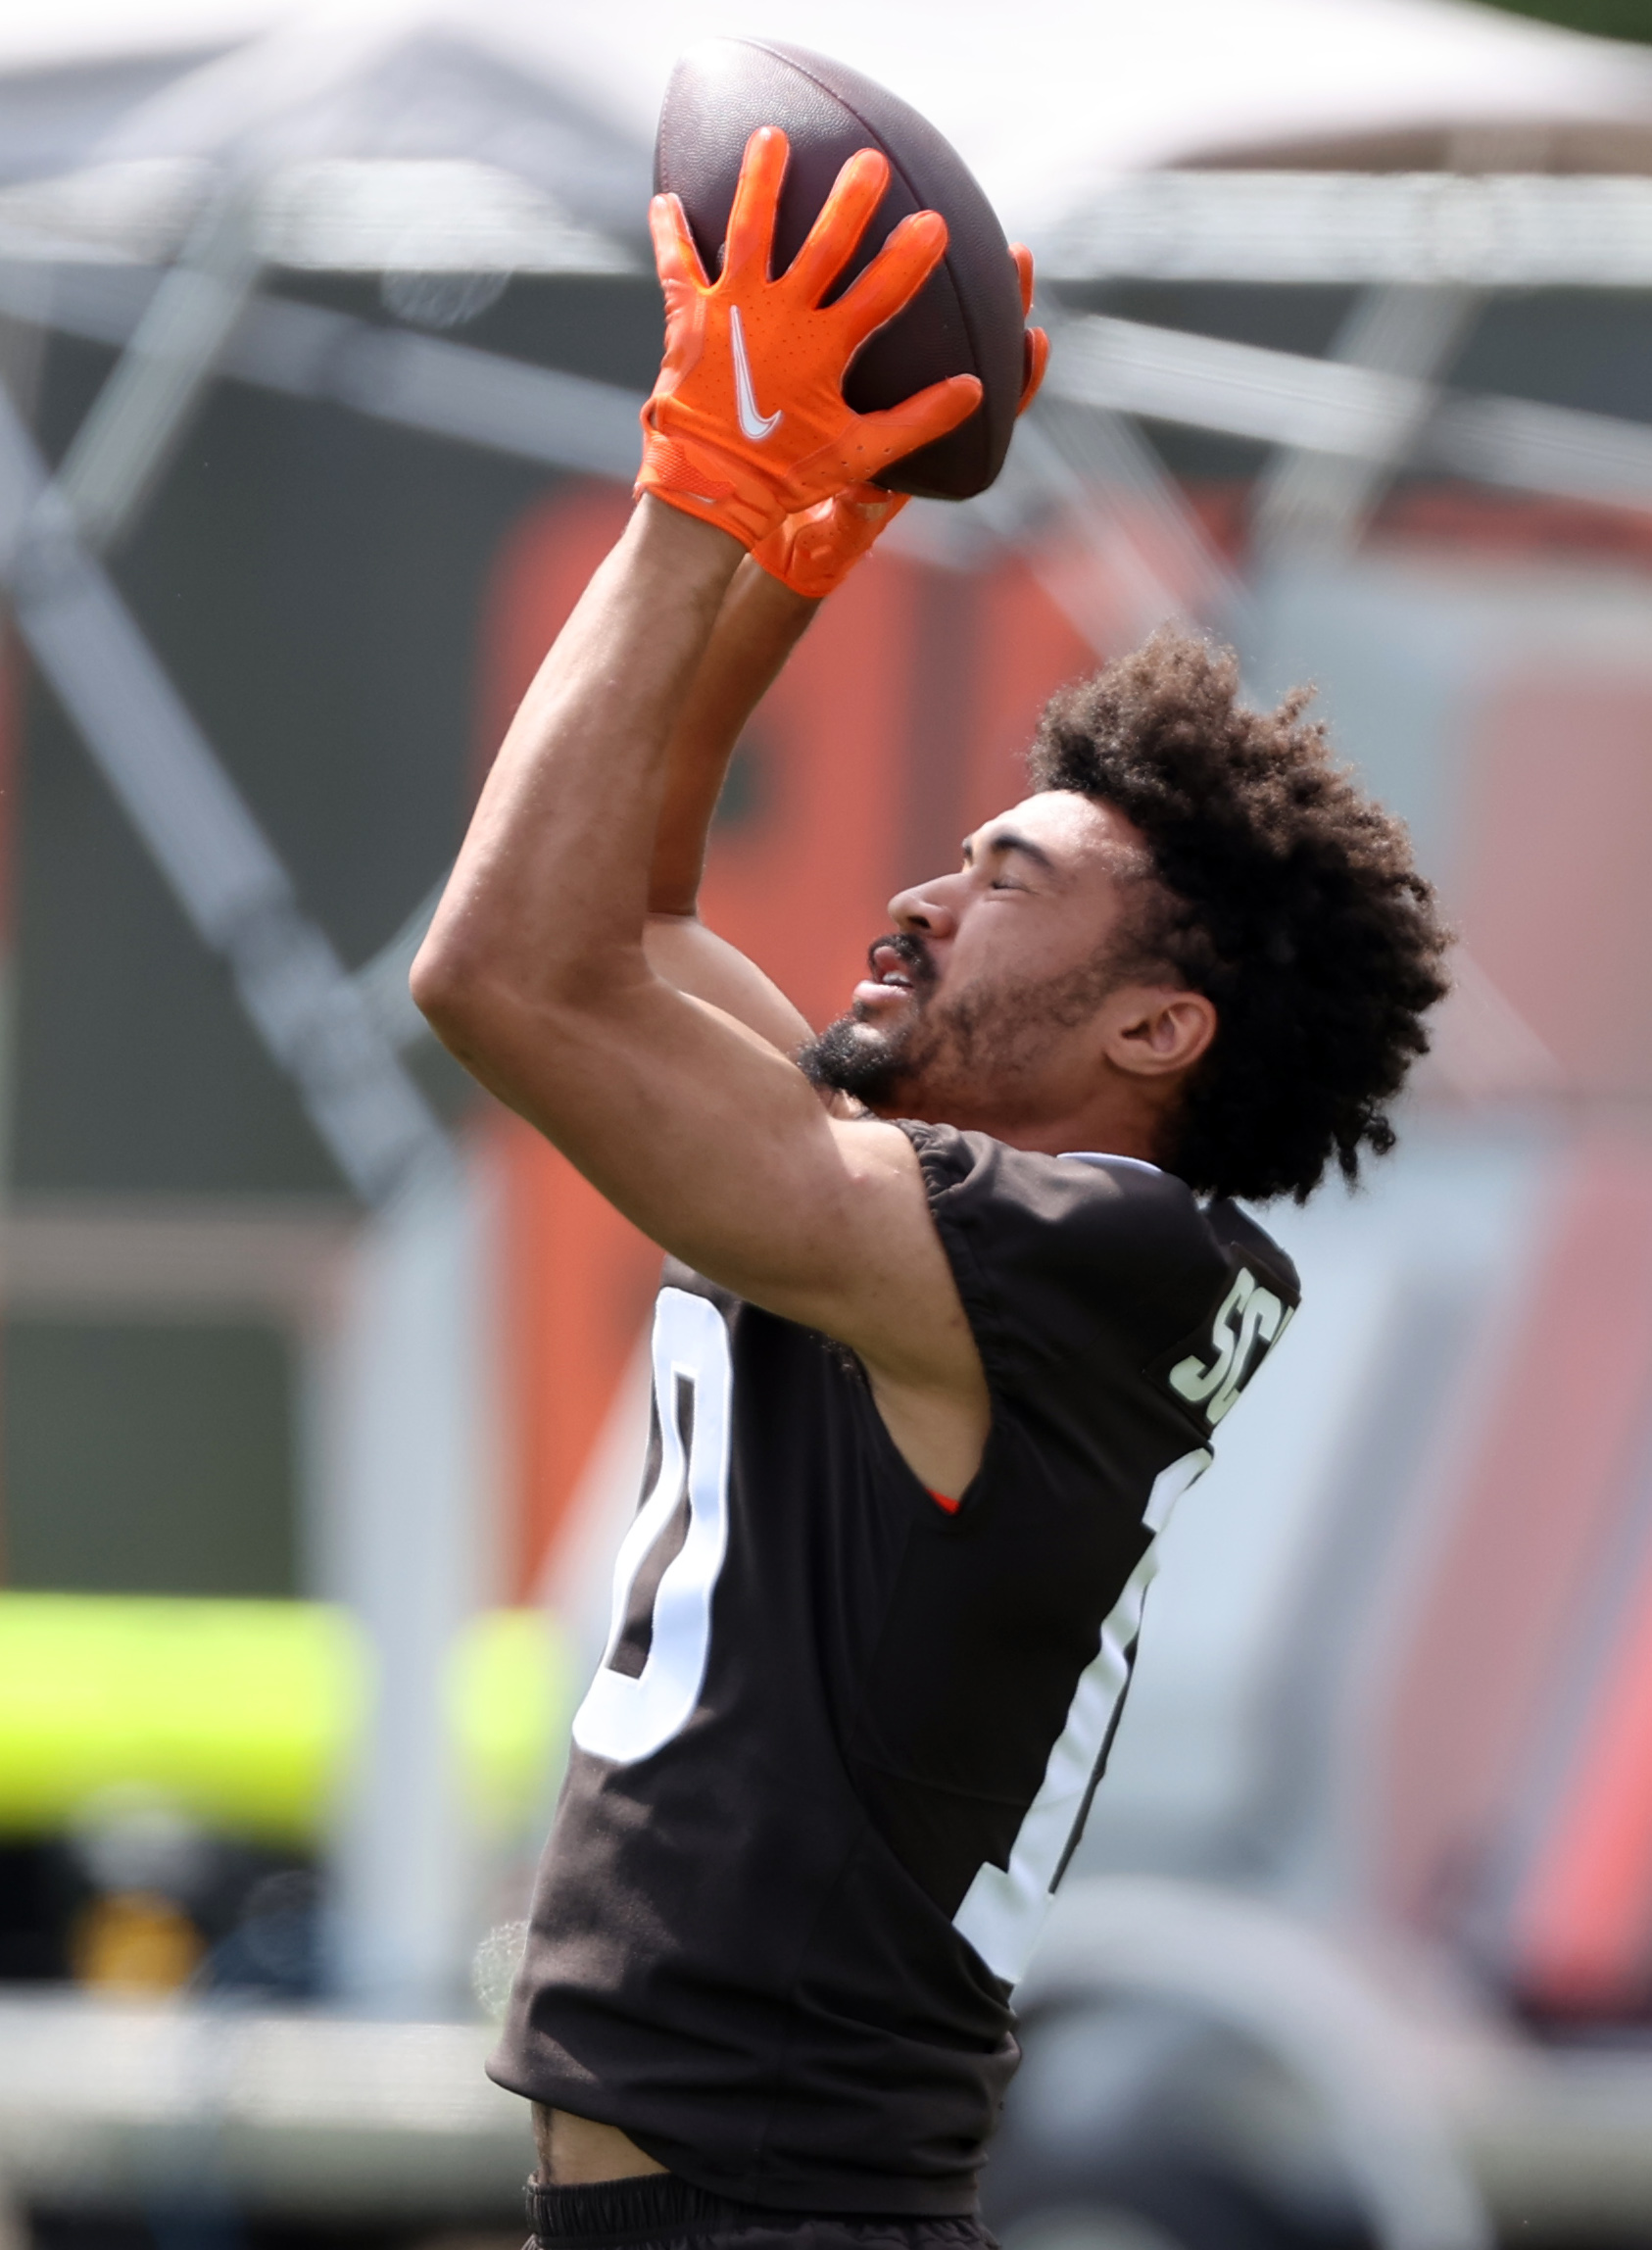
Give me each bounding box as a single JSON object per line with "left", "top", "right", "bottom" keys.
{"left": 801, "top": 792, "right": 1162, "bottom": 1125}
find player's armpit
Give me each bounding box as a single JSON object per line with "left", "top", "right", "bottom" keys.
{"left": 763, "top": 1121, "right": 992, "bottom": 1498}
{"left": 826, "top": 1116, "right": 993, "bottom": 1501}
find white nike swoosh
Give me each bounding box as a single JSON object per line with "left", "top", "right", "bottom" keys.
{"left": 729, "top": 305, "right": 783, "bottom": 442}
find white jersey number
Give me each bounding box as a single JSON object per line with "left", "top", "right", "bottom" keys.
{"left": 572, "top": 1289, "right": 734, "bottom": 1766}
{"left": 951, "top": 1445, "right": 1212, "bottom": 1985}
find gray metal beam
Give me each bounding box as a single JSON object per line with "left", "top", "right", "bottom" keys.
{"left": 0, "top": 1992, "right": 529, "bottom": 2221}
{"left": 0, "top": 258, "right": 645, "bottom": 482}
{"left": 1051, "top": 315, "right": 1429, "bottom": 457}
{"left": 0, "top": 1976, "right": 1651, "bottom": 2239}
{"left": 24, "top": 262, "right": 1652, "bottom": 541}
{"left": 1021, "top": 391, "right": 1244, "bottom": 638}
{"left": 53, "top": 186, "right": 264, "bottom": 552}
{"left": 0, "top": 386, "right": 448, "bottom": 1206}
{"left": 15, "top": 164, "right": 1652, "bottom": 292}
{"left": 1048, "top": 312, "right": 1652, "bottom": 515}
{"left": 1041, "top": 171, "right": 1652, "bottom": 289}
{"left": 1251, "top": 284, "right": 1482, "bottom": 560}
{"left": 0, "top": 157, "right": 636, "bottom": 279}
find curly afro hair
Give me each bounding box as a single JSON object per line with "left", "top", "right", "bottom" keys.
{"left": 1029, "top": 625, "right": 1452, "bottom": 1204}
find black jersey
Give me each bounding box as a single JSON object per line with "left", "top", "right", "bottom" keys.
{"left": 490, "top": 1124, "right": 1298, "bottom": 2215}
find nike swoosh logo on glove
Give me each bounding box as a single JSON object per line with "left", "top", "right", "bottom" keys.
{"left": 730, "top": 306, "right": 783, "bottom": 441}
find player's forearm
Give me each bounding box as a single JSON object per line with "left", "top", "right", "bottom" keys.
{"left": 413, "top": 499, "right": 741, "bottom": 1040}
{"left": 650, "top": 559, "right": 818, "bottom": 916}
{"left": 643, "top": 913, "right": 813, "bottom": 1052}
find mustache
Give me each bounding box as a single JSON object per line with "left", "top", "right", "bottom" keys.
{"left": 865, "top": 931, "right": 938, "bottom": 989}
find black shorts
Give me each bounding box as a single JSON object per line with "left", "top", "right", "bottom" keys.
{"left": 525, "top": 2177, "right": 996, "bottom": 2250}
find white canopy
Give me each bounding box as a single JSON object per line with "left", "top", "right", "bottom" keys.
{"left": 6, "top": 0, "right": 1652, "bottom": 241}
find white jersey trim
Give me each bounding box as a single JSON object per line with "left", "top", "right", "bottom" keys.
{"left": 1058, "top": 1149, "right": 1163, "bottom": 1176}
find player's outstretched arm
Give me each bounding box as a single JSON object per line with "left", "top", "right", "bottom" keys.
{"left": 414, "top": 501, "right": 988, "bottom": 1497}
{"left": 414, "top": 132, "right": 992, "bottom": 1497}
{"left": 641, "top": 197, "right": 1051, "bottom": 1054}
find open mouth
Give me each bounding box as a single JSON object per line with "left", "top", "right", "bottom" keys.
{"left": 869, "top": 936, "right": 930, "bottom": 990}
{"left": 851, "top": 933, "right": 933, "bottom": 1017}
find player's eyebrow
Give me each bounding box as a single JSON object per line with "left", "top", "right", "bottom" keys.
{"left": 962, "top": 828, "right": 1057, "bottom": 873}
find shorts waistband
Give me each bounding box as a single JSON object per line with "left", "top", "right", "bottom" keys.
{"left": 526, "top": 2173, "right": 762, "bottom": 2247}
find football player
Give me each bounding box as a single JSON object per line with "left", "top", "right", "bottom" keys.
{"left": 413, "top": 128, "right": 1450, "bottom": 2250}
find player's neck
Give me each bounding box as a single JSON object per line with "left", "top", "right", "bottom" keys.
{"left": 898, "top": 1089, "right": 1171, "bottom": 1166}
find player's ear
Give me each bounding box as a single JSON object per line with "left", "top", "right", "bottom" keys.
{"left": 1102, "top": 986, "right": 1217, "bottom": 1079}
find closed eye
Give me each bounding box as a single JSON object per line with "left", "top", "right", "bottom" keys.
{"left": 963, "top": 828, "right": 1057, "bottom": 887}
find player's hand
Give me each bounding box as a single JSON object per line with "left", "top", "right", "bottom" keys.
{"left": 750, "top": 482, "right": 908, "bottom": 600}
{"left": 749, "top": 240, "right": 1047, "bottom": 598}
{"left": 637, "top": 125, "right": 982, "bottom": 551}
{"left": 746, "top": 234, "right": 1048, "bottom": 598}
{"left": 1010, "top": 244, "right": 1050, "bottom": 415}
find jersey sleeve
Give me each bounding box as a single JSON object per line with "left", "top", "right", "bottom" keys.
{"left": 897, "top": 1121, "right": 1297, "bottom": 1460}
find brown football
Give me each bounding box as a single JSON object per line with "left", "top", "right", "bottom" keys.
{"left": 655, "top": 38, "right": 1026, "bottom": 501}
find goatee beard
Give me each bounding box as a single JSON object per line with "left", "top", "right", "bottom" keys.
{"left": 798, "top": 932, "right": 936, "bottom": 1109}
{"left": 799, "top": 932, "right": 1140, "bottom": 1124}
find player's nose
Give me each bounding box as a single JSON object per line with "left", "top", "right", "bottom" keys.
{"left": 888, "top": 876, "right": 960, "bottom": 938}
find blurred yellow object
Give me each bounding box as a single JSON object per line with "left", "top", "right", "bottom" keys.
{"left": 72, "top": 1888, "right": 203, "bottom": 1993}
{"left": 448, "top": 1604, "right": 573, "bottom": 1838}
{"left": 0, "top": 1594, "right": 361, "bottom": 1846}
{"left": 0, "top": 1594, "right": 572, "bottom": 1846}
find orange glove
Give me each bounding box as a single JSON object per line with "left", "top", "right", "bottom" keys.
{"left": 752, "top": 244, "right": 1050, "bottom": 600}
{"left": 1011, "top": 244, "right": 1051, "bottom": 414}
{"left": 749, "top": 482, "right": 908, "bottom": 601}
{"left": 637, "top": 125, "right": 982, "bottom": 551}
